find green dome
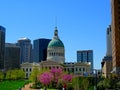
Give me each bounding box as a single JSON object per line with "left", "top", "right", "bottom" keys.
{"left": 48, "top": 38, "right": 64, "bottom": 48}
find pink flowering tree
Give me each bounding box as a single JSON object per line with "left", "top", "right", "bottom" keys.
{"left": 62, "top": 74, "right": 73, "bottom": 83}
{"left": 39, "top": 72, "right": 53, "bottom": 87}
{"left": 50, "top": 68, "right": 63, "bottom": 87}
{"left": 38, "top": 68, "right": 73, "bottom": 89}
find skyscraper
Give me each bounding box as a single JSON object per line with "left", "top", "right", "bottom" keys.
{"left": 111, "top": 0, "right": 120, "bottom": 74}
{"left": 106, "top": 25, "right": 112, "bottom": 57}
{"left": 77, "top": 50, "right": 93, "bottom": 71}
{"left": 0, "top": 26, "right": 5, "bottom": 70}
{"left": 101, "top": 25, "right": 112, "bottom": 78}
{"left": 33, "top": 38, "right": 51, "bottom": 62}
{"left": 4, "top": 43, "right": 20, "bottom": 71}
{"left": 17, "top": 37, "right": 32, "bottom": 64}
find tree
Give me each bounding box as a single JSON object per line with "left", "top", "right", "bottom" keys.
{"left": 0, "top": 71, "right": 4, "bottom": 80}
{"left": 50, "top": 68, "right": 63, "bottom": 87}
{"left": 82, "top": 78, "right": 89, "bottom": 90}
{"left": 6, "top": 70, "right": 12, "bottom": 80}
{"left": 17, "top": 69, "right": 25, "bottom": 79}
{"left": 6, "top": 69, "right": 25, "bottom": 80}
{"left": 29, "top": 67, "right": 40, "bottom": 82}
{"left": 38, "top": 68, "right": 73, "bottom": 89}
{"left": 97, "top": 78, "right": 111, "bottom": 89}
{"left": 50, "top": 68, "right": 62, "bottom": 82}
{"left": 62, "top": 74, "right": 72, "bottom": 83}
{"left": 39, "top": 72, "right": 53, "bottom": 86}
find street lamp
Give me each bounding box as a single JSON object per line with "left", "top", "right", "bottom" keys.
{"left": 92, "top": 69, "right": 97, "bottom": 90}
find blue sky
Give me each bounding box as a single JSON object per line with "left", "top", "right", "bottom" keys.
{"left": 0, "top": 0, "right": 111, "bottom": 69}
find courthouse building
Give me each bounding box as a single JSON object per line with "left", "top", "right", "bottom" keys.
{"left": 21, "top": 27, "right": 91, "bottom": 78}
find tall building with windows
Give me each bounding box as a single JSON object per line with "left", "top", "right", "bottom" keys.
{"left": 33, "top": 38, "right": 51, "bottom": 62}
{"left": 17, "top": 37, "right": 32, "bottom": 64}
{"left": 106, "top": 25, "right": 112, "bottom": 57}
{"left": 4, "top": 43, "right": 20, "bottom": 71}
{"left": 101, "top": 25, "right": 112, "bottom": 78}
{"left": 111, "top": 0, "right": 120, "bottom": 74}
{"left": 0, "top": 26, "right": 5, "bottom": 70}
{"left": 77, "top": 50, "right": 93, "bottom": 71}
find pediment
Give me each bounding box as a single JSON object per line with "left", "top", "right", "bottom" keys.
{"left": 40, "top": 60, "right": 61, "bottom": 65}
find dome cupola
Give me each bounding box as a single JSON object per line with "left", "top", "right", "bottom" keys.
{"left": 47, "top": 27, "right": 65, "bottom": 64}
{"left": 48, "top": 27, "right": 64, "bottom": 48}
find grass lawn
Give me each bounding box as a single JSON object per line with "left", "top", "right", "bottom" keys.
{"left": 0, "top": 80, "right": 28, "bottom": 90}
{"left": 40, "top": 88, "right": 59, "bottom": 90}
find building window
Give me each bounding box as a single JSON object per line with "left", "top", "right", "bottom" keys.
{"left": 83, "top": 68, "right": 85, "bottom": 71}
{"left": 72, "top": 68, "right": 74, "bottom": 72}
{"left": 26, "top": 73, "right": 28, "bottom": 78}
{"left": 30, "top": 68, "right": 32, "bottom": 72}
{"left": 26, "top": 68, "right": 28, "bottom": 72}
{"left": 76, "top": 68, "right": 78, "bottom": 71}
{"left": 79, "top": 68, "right": 81, "bottom": 71}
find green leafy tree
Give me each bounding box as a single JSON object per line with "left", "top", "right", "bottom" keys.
{"left": 11, "top": 69, "right": 18, "bottom": 80}
{"left": 0, "top": 71, "right": 4, "bottom": 80}
{"left": 6, "top": 69, "right": 25, "bottom": 80}
{"left": 29, "top": 67, "right": 40, "bottom": 82}
{"left": 97, "top": 78, "right": 111, "bottom": 89}
{"left": 82, "top": 78, "right": 89, "bottom": 90}
{"left": 17, "top": 69, "right": 25, "bottom": 79}
{"left": 6, "top": 70, "right": 12, "bottom": 80}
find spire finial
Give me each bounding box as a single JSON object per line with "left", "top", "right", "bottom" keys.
{"left": 54, "top": 28, "right": 58, "bottom": 37}
{"left": 55, "top": 16, "right": 57, "bottom": 27}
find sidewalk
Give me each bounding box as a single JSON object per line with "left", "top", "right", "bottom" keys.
{"left": 22, "top": 83, "right": 39, "bottom": 90}
{"left": 21, "top": 83, "right": 59, "bottom": 90}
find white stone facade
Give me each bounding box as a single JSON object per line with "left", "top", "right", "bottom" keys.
{"left": 47, "top": 47, "right": 65, "bottom": 64}
{"left": 21, "top": 62, "right": 40, "bottom": 78}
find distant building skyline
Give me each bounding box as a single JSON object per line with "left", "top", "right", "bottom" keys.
{"left": 77, "top": 50, "right": 93, "bottom": 71}
{"left": 33, "top": 38, "right": 51, "bottom": 62}
{"left": 4, "top": 43, "right": 20, "bottom": 71}
{"left": 21, "top": 28, "right": 91, "bottom": 78}
{"left": 17, "top": 37, "right": 32, "bottom": 64}
{"left": 0, "top": 26, "right": 5, "bottom": 70}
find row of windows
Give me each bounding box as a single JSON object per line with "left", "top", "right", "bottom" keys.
{"left": 49, "top": 52, "right": 64, "bottom": 56}
{"left": 64, "top": 67, "right": 86, "bottom": 72}
{"left": 42, "top": 66, "right": 61, "bottom": 70}
{"left": 76, "top": 68, "right": 86, "bottom": 72}
{"left": 23, "top": 68, "right": 32, "bottom": 72}
{"left": 41, "top": 67, "right": 86, "bottom": 73}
